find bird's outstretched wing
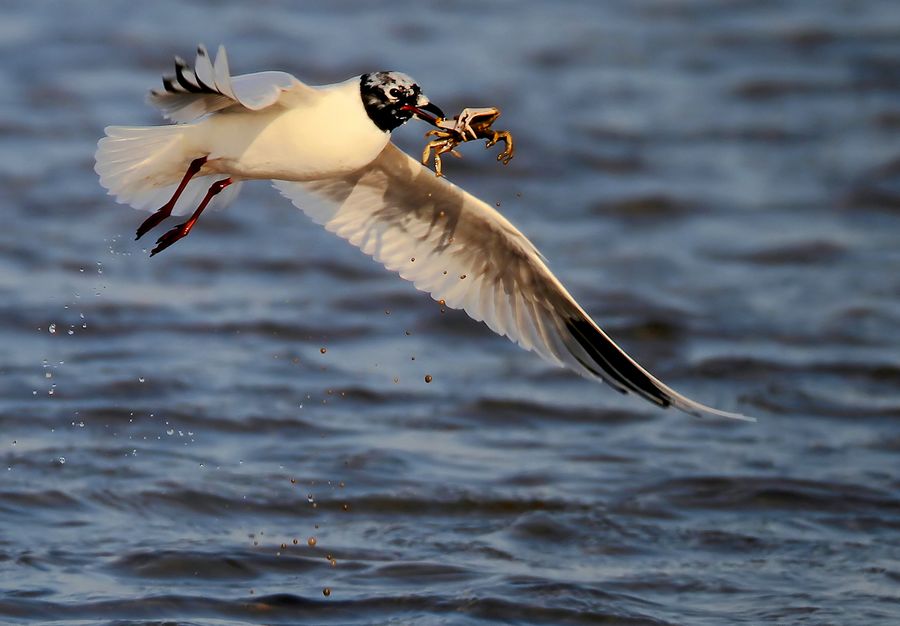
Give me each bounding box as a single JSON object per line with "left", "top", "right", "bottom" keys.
{"left": 147, "top": 44, "right": 315, "bottom": 123}
{"left": 274, "top": 144, "right": 752, "bottom": 421}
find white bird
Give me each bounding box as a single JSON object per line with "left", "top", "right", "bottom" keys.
{"left": 95, "top": 44, "right": 752, "bottom": 422}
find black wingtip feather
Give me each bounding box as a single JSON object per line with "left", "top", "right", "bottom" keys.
{"left": 565, "top": 317, "right": 671, "bottom": 408}
{"left": 174, "top": 62, "right": 203, "bottom": 93}
{"left": 158, "top": 52, "right": 219, "bottom": 96}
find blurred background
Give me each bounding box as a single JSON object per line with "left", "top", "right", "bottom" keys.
{"left": 1, "top": 1, "right": 899, "bottom": 624}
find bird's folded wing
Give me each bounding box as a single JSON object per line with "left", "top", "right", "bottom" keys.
{"left": 274, "top": 144, "right": 751, "bottom": 421}
{"left": 147, "top": 44, "right": 314, "bottom": 122}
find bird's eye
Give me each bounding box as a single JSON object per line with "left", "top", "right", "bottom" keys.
{"left": 389, "top": 88, "right": 402, "bottom": 98}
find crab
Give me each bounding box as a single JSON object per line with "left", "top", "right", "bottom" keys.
{"left": 421, "top": 107, "right": 514, "bottom": 177}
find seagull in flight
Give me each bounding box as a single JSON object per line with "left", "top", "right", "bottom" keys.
{"left": 95, "top": 44, "right": 751, "bottom": 421}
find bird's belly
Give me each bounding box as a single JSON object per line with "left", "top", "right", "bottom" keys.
{"left": 198, "top": 107, "right": 390, "bottom": 181}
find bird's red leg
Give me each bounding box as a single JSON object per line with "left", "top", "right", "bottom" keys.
{"left": 135, "top": 156, "right": 208, "bottom": 240}
{"left": 150, "top": 177, "right": 232, "bottom": 257}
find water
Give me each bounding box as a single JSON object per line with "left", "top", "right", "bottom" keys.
{"left": 2, "top": 1, "right": 900, "bottom": 624}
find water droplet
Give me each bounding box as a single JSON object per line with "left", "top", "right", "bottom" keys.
{"left": 410, "top": 257, "right": 415, "bottom": 262}
{"left": 67, "top": 330, "right": 74, "bottom": 335}
{"left": 280, "top": 543, "right": 286, "bottom": 550}
{"left": 459, "top": 274, "right": 466, "bottom": 279}
{"left": 322, "top": 587, "right": 331, "bottom": 597}
{"left": 320, "top": 347, "right": 327, "bottom": 354}
{"left": 306, "top": 494, "right": 315, "bottom": 503}
{"left": 438, "top": 299, "right": 445, "bottom": 306}
{"left": 307, "top": 537, "right": 317, "bottom": 547}
{"left": 45, "top": 372, "right": 52, "bottom": 379}
{"left": 48, "top": 324, "right": 57, "bottom": 334}
{"left": 138, "top": 377, "right": 145, "bottom": 383}
{"left": 424, "top": 375, "right": 433, "bottom": 383}
{"left": 166, "top": 429, "right": 174, "bottom": 436}
{"left": 58, "top": 457, "right": 66, "bottom": 464}
{"left": 292, "top": 538, "right": 298, "bottom": 545}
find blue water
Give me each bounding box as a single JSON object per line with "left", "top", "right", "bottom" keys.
{"left": 2, "top": 1, "right": 900, "bottom": 624}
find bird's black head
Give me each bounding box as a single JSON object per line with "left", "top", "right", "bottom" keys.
{"left": 360, "top": 71, "right": 445, "bottom": 133}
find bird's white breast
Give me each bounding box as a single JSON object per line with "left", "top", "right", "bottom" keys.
{"left": 193, "top": 77, "right": 390, "bottom": 181}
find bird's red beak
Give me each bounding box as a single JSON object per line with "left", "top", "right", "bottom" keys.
{"left": 402, "top": 101, "right": 445, "bottom": 126}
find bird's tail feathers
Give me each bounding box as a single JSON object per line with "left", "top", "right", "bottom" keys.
{"left": 95, "top": 125, "right": 241, "bottom": 216}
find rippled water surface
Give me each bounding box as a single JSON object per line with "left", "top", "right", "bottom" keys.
{"left": 3, "top": 1, "right": 900, "bottom": 624}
